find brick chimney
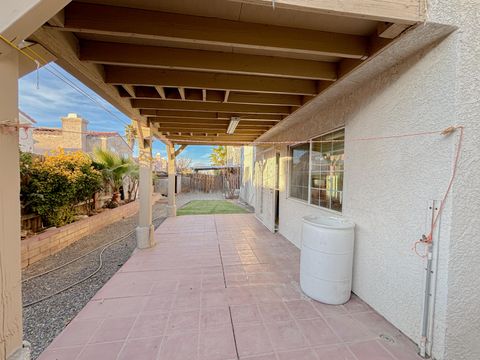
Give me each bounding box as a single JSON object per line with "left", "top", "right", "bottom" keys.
{"left": 61, "top": 113, "right": 88, "bottom": 151}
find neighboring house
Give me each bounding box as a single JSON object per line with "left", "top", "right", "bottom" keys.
{"left": 152, "top": 152, "right": 167, "bottom": 173}
{"left": 27, "top": 113, "right": 131, "bottom": 157}
{"left": 18, "top": 110, "right": 36, "bottom": 153}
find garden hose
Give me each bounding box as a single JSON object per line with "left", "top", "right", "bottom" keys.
{"left": 23, "top": 215, "right": 163, "bottom": 308}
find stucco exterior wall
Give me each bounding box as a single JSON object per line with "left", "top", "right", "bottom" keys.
{"left": 32, "top": 131, "right": 65, "bottom": 153}
{"left": 428, "top": 1, "right": 480, "bottom": 359}
{"left": 256, "top": 6, "right": 478, "bottom": 357}
{"left": 239, "top": 146, "right": 256, "bottom": 207}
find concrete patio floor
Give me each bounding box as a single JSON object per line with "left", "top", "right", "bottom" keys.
{"left": 38, "top": 214, "right": 421, "bottom": 360}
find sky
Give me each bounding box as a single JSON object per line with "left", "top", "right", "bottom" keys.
{"left": 19, "top": 63, "right": 214, "bottom": 167}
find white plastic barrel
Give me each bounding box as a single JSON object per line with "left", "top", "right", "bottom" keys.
{"left": 300, "top": 215, "right": 355, "bottom": 305}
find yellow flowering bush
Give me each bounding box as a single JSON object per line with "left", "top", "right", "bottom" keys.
{"left": 21, "top": 149, "right": 103, "bottom": 227}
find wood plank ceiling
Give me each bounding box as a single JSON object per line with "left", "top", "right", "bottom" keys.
{"left": 40, "top": 0, "right": 417, "bottom": 145}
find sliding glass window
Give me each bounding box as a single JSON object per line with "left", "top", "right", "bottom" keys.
{"left": 289, "top": 143, "right": 310, "bottom": 201}
{"left": 289, "top": 129, "right": 344, "bottom": 212}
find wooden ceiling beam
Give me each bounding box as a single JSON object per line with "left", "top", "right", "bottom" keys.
{"left": 131, "top": 87, "right": 302, "bottom": 106}
{"left": 132, "top": 99, "right": 291, "bottom": 115}
{"left": 142, "top": 111, "right": 283, "bottom": 122}
{"left": 227, "top": 92, "right": 302, "bottom": 106}
{"left": 158, "top": 128, "right": 265, "bottom": 135}
{"left": 166, "top": 135, "right": 258, "bottom": 142}
{"left": 156, "top": 122, "right": 271, "bottom": 130}
{"left": 105, "top": 66, "right": 318, "bottom": 95}
{"left": 228, "top": 0, "right": 424, "bottom": 24}
{"left": 151, "top": 118, "right": 277, "bottom": 128}
{"left": 62, "top": 2, "right": 369, "bottom": 59}
{"left": 79, "top": 40, "right": 338, "bottom": 80}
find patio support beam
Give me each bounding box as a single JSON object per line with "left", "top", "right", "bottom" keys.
{"left": 142, "top": 111, "right": 283, "bottom": 122}
{"left": 105, "top": 67, "right": 319, "bottom": 96}
{"left": 61, "top": 2, "right": 369, "bottom": 59}
{"left": 0, "top": 50, "right": 25, "bottom": 360}
{"left": 167, "top": 143, "right": 177, "bottom": 217}
{"left": 174, "top": 145, "right": 188, "bottom": 157}
{"left": 131, "top": 99, "right": 292, "bottom": 115}
{"left": 228, "top": 0, "right": 425, "bottom": 24}
{"left": 135, "top": 122, "right": 155, "bottom": 249}
{"left": 79, "top": 41, "right": 338, "bottom": 80}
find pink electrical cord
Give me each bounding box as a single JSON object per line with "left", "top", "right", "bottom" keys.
{"left": 413, "top": 125, "right": 464, "bottom": 257}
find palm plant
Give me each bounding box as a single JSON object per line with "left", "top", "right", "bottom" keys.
{"left": 125, "top": 124, "right": 137, "bottom": 149}
{"left": 93, "top": 148, "right": 133, "bottom": 204}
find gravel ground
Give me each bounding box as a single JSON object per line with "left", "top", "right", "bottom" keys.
{"left": 22, "top": 200, "right": 167, "bottom": 359}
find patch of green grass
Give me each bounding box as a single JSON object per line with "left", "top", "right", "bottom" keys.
{"left": 177, "top": 200, "right": 248, "bottom": 216}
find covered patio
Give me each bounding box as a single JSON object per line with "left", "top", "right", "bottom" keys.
{"left": 38, "top": 214, "right": 419, "bottom": 360}
{"left": 3, "top": 1, "right": 479, "bottom": 360}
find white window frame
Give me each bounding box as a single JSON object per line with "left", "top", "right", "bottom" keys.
{"left": 287, "top": 127, "right": 345, "bottom": 213}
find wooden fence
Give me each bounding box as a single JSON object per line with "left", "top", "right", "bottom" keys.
{"left": 182, "top": 170, "right": 240, "bottom": 196}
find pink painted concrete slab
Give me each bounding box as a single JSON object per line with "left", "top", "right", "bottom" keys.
{"left": 38, "top": 214, "right": 422, "bottom": 360}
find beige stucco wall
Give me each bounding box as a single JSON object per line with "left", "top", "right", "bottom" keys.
{"left": 256, "top": 3, "right": 479, "bottom": 358}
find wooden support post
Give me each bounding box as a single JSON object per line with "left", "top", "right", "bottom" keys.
{"left": 167, "top": 143, "right": 177, "bottom": 217}
{"left": 0, "top": 50, "right": 28, "bottom": 360}
{"left": 135, "top": 121, "right": 154, "bottom": 248}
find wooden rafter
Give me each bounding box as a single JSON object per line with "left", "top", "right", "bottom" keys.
{"left": 161, "top": 128, "right": 265, "bottom": 135}
{"left": 122, "top": 84, "right": 136, "bottom": 98}
{"left": 131, "top": 99, "right": 291, "bottom": 115}
{"left": 228, "top": 0, "right": 425, "bottom": 24}
{"left": 178, "top": 87, "right": 186, "bottom": 100}
{"left": 133, "top": 87, "right": 303, "bottom": 106}
{"left": 154, "top": 86, "right": 166, "bottom": 99}
{"left": 105, "top": 67, "right": 318, "bottom": 95}
{"left": 167, "top": 134, "right": 257, "bottom": 141}
{"left": 141, "top": 110, "right": 283, "bottom": 122}
{"left": 60, "top": 2, "right": 369, "bottom": 59}
{"left": 79, "top": 41, "right": 338, "bottom": 80}
{"left": 156, "top": 123, "right": 272, "bottom": 131}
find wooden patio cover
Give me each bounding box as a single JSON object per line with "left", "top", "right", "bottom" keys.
{"left": 30, "top": 0, "right": 425, "bottom": 145}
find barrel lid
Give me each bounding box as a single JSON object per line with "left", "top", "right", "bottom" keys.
{"left": 302, "top": 215, "right": 355, "bottom": 229}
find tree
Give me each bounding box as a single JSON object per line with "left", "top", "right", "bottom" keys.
{"left": 176, "top": 157, "right": 193, "bottom": 174}
{"left": 125, "top": 161, "right": 139, "bottom": 202}
{"left": 125, "top": 123, "right": 137, "bottom": 150}
{"left": 210, "top": 146, "right": 227, "bottom": 166}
